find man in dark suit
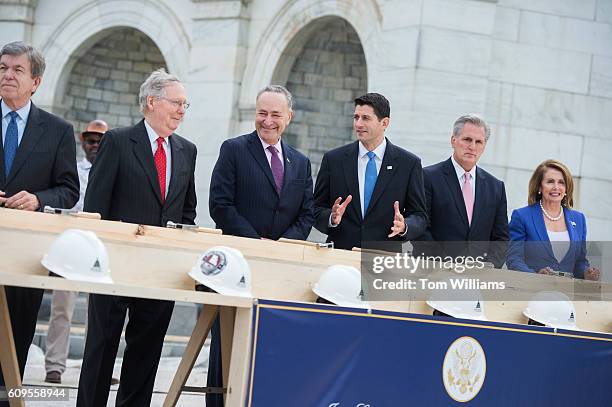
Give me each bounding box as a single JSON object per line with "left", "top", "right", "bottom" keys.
{"left": 417, "top": 114, "right": 508, "bottom": 268}
{"left": 314, "top": 92, "right": 427, "bottom": 250}
{"left": 208, "top": 85, "right": 314, "bottom": 406}
{"left": 0, "top": 41, "right": 78, "bottom": 399}
{"left": 77, "top": 69, "right": 197, "bottom": 407}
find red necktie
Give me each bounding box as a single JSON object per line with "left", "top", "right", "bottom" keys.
{"left": 154, "top": 137, "right": 166, "bottom": 203}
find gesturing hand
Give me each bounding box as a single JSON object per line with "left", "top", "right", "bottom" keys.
{"left": 388, "top": 201, "right": 406, "bottom": 237}
{"left": 331, "top": 195, "right": 352, "bottom": 226}
{"left": 585, "top": 266, "right": 601, "bottom": 281}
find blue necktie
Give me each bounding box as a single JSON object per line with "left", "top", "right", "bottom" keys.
{"left": 4, "top": 111, "right": 19, "bottom": 177}
{"left": 363, "top": 151, "right": 377, "bottom": 216}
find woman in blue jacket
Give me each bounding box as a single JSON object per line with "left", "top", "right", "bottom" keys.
{"left": 507, "top": 159, "right": 599, "bottom": 280}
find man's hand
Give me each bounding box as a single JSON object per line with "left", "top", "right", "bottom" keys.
{"left": 388, "top": 201, "right": 406, "bottom": 237}
{"left": 585, "top": 266, "right": 601, "bottom": 281}
{"left": 4, "top": 190, "right": 40, "bottom": 211}
{"left": 331, "top": 195, "right": 352, "bottom": 226}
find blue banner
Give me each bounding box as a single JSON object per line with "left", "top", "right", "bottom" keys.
{"left": 246, "top": 300, "right": 612, "bottom": 406}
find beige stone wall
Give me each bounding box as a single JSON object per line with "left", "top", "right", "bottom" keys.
{"left": 62, "top": 28, "right": 166, "bottom": 134}
{"left": 283, "top": 18, "right": 367, "bottom": 175}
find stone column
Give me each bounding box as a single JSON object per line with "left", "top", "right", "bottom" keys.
{"left": 185, "top": 0, "right": 251, "bottom": 225}
{"left": 0, "top": 0, "right": 37, "bottom": 43}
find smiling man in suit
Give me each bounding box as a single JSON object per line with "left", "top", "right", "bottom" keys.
{"left": 314, "top": 92, "right": 427, "bottom": 251}
{"left": 208, "top": 85, "right": 314, "bottom": 406}
{"left": 0, "top": 41, "right": 78, "bottom": 400}
{"left": 417, "top": 114, "right": 508, "bottom": 268}
{"left": 77, "top": 69, "right": 197, "bottom": 407}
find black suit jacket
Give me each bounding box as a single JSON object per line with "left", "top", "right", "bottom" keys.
{"left": 209, "top": 131, "right": 314, "bottom": 240}
{"left": 314, "top": 139, "right": 427, "bottom": 250}
{"left": 84, "top": 120, "right": 197, "bottom": 226}
{"left": 418, "top": 158, "right": 508, "bottom": 267}
{"left": 0, "top": 102, "right": 78, "bottom": 209}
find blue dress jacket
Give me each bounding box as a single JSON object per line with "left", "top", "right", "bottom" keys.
{"left": 507, "top": 203, "right": 589, "bottom": 278}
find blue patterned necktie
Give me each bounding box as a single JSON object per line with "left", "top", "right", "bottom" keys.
{"left": 4, "top": 111, "right": 19, "bottom": 177}
{"left": 363, "top": 151, "right": 377, "bottom": 217}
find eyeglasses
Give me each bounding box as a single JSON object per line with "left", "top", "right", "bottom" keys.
{"left": 158, "top": 97, "right": 190, "bottom": 110}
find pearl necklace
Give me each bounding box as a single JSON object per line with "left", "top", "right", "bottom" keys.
{"left": 540, "top": 200, "right": 563, "bottom": 221}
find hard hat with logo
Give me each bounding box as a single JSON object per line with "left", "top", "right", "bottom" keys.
{"left": 523, "top": 291, "right": 578, "bottom": 330}
{"left": 312, "top": 265, "right": 370, "bottom": 309}
{"left": 41, "top": 229, "right": 113, "bottom": 284}
{"left": 189, "top": 246, "right": 252, "bottom": 297}
{"left": 426, "top": 287, "right": 487, "bottom": 321}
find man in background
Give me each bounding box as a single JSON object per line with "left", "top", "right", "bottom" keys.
{"left": 44, "top": 120, "right": 120, "bottom": 385}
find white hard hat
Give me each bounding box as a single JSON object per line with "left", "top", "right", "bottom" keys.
{"left": 312, "top": 265, "right": 370, "bottom": 309}
{"left": 189, "top": 246, "right": 252, "bottom": 298}
{"left": 41, "top": 229, "right": 113, "bottom": 284}
{"left": 426, "top": 287, "right": 487, "bottom": 321}
{"left": 523, "top": 291, "right": 578, "bottom": 330}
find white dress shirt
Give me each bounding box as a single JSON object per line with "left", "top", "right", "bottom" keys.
{"left": 257, "top": 135, "right": 284, "bottom": 171}
{"left": 358, "top": 139, "right": 387, "bottom": 216}
{"left": 451, "top": 155, "right": 476, "bottom": 198}
{"left": 72, "top": 157, "right": 92, "bottom": 212}
{"left": 1, "top": 99, "right": 31, "bottom": 147}
{"left": 144, "top": 120, "right": 172, "bottom": 196}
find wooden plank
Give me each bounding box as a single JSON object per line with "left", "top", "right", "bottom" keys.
{"left": 163, "top": 306, "right": 219, "bottom": 407}
{"left": 220, "top": 306, "right": 236, "bottom": 405}
{"left": 0, "top": 272, "right": 251, "bottom": 308}
{"left": 225, "top": 307, "right": 253, "bottom": 407}
{"left": 0, "top": 286, "right": 25, "bottom": 407}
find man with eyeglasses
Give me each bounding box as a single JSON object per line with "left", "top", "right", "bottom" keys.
{"left": 43, "top": 119, "right": 119, "bottom": 385}
{"left": 77, "top": 69, "right": 197, "bottom": 407}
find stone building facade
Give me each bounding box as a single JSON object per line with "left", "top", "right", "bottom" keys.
{"left": 1, "top": 0, "right": 611, "bottom": 239}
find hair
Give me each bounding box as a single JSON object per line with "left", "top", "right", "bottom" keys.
{"left": 138, "top": 68, "right": 182, "bottom": 112}
{"left": 256, "top": 85, "right": 293, "bottom": 111}
{"left": 452, "top": 114, "right": 491, "bottom": 141}
{"left": 527, "top": 159, "right": 574, "bottom": 207}
{"left": 354, "top": 93, "right": 390, "bottom": 120}
{"left": 0, "top": 41, "right": 46, "bottom": 77}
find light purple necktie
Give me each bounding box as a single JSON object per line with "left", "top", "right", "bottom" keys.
{"left": 267, "top": 145, "right": 284, "bottom": 194}
{"left": 462, "top": 172, "right": 474, "bottom": 225}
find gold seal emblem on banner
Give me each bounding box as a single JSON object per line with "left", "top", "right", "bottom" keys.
{"left": 442, "top": 336, "right": 486, "bottom": 402}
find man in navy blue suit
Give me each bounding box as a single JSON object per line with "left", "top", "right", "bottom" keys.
{"left": 208, "top": 85, "right": 314, "bottom": 406}
{"left": 0, "top": 42, "right": 78, "bottom": 404}
{"left": 209, "top": 85, "right": 313, "bottom": 240}
{"left": 416, "top": 114, "right": 508, "bottom": 268}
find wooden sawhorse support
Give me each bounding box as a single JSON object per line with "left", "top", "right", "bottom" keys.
{"left": 164, "top": 304, "right": 252, "bottom": 407}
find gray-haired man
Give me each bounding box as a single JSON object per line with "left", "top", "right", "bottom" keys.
{"left": 77, "top": 69, "right": 197, "bottom": 407}
{"left": 207, "top": 85, "right": 314, "bottom": 407}
{"left": 0, "top": 41, "right": 78, "bottom": 400}
{"left": 416, "top": 114, "right": 508, "bottom": 268}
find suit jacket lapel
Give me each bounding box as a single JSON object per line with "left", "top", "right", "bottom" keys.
{"left": 529, "top": 203, "right": 555, "bottom": 259}
{"left": 342, "top": 141, "right": 362, "bottom": 220}
{"left": 280, "top": 140, "right": 296, "bottom": 193}
{"left": 0, "top": 103, "right": 5, "bottom": 185}
{"left": 442, "top": 158, "right": 470, "bottom": 230}
{"left": 131, "top": 120, "right": 163, "bottom": 204}
{"left": 365, "top": 139, "right": 397, "bottom": 218}
{"left": 4, "top": 103, "right": 43, "bottom": 186}
{"left": 561, "top": 208, "right": 579, "bottom": 263}
{"left": 165, "top": 134, "right": 185, "bottom": 206}
{"left": 470, "top": 167, "right": 487, "bottom": 230}
{"left": 247, "top": 131, "right": 278, "bottom": 195}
